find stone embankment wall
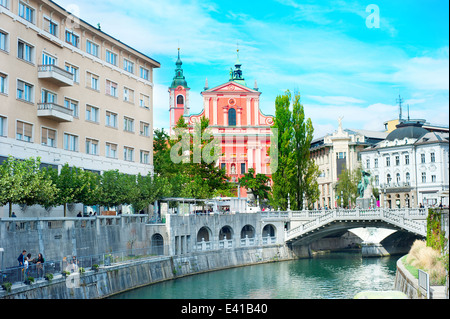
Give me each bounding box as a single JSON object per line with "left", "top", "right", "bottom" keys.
{"left": 1, "top": 245, "right": 298, "bottom": 299}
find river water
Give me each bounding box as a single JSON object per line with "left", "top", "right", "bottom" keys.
{"left": 110, "top": 253, "right": 400, "bottom": 299}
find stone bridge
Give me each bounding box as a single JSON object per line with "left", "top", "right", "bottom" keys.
{"left": 261, "top": 208, "right": 427, "bottom": 255}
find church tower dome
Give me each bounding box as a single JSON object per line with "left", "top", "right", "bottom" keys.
{"left": 169, "top": 48, "right": 190, "bottom": 134}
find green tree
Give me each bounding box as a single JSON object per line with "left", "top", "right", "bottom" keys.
{"left": 335, "top": 168, "right": 360, "bottom": 207}
{"left": 291, "top": 92, "right": 320, "bottom": 209}
{"left": 169, "top": 116, "right": 230, "bottom": 199}
{"left": 239, "top": 168, "right": 270, "bottom": 207}
{"left": 270, "top": 91, "right": 320, "bottom": 210}
{"left": 0, "top": 156, "right": 57, "bottom": 216}
{"left": 99, "top": 170, "right": 139, "bottom": 209}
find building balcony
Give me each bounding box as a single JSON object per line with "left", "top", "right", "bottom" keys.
{"left": 37, "top": 102, "right": 74, "bottom": 122}
{"left": 38, "top": 65, "right": 74, "bottom": 86}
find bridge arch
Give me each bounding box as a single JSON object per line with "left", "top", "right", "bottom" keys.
{"left": 219, "top": 225, "right": 234, "bottom": 240}
{"left": 262, "top": 224, "right": 276, "bottom": 237}
{"left": 240, "top": 224, "right": 255, "bottom": 239}
{"left": 197, "top": 226, "right": 212, "bottom": 242}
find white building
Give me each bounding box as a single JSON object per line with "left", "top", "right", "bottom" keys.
{"left": 310, "top": 119, "right": 387, "bottom": 208}
{"left": 360, "top": 121, "right": 449, "bottom": 208}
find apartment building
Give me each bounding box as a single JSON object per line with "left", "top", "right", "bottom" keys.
{"left": 361, "top": 121, "right": 449, "bottom": 208}
{"left": 0, "top": 0, "right": 160, "bottom": 176}
{"left": 309, "top": 119, "right": 387, "bottom": 208}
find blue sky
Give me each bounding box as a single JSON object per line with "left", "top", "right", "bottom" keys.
{"left": 55, "top": 0, "right": 449, "bottom": 137}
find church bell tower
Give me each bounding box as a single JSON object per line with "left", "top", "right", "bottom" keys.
{"left": 169, "top": 48, "right": 190, "bottom": 134}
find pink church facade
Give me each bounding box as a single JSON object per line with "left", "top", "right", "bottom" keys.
{"left": 169, "top": 50, "right": 274, "bottom": 197}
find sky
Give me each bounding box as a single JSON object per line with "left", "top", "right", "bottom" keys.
{"left": 55, "top": 0, "right": 449, "bottom": 138}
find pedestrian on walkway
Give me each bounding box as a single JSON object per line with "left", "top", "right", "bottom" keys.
{"left": 36, "top": 253, "right": 45, "bottom": 278}
{"left": 24, "top": 253, "right": 32, "bottom": 279}
{"left": 17, "top": 250, "right": 26, "bottom": 267}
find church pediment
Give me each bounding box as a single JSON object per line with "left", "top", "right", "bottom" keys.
{"left": 204, "top": 81, "right": 258, "bottom": 94}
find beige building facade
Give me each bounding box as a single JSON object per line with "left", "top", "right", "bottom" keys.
{"left": 0, "top": 0, "right": 159, "bottom": 176}
{"left": 310, "top": 119, "right": 387, "bottom": 208}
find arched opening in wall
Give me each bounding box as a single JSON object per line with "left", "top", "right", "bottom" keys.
{"left": 197, "top": 226, "right": 211, "bottom": 242}
{"left": 262, "top": 224, "right": 276, "bottom": 237}
{"left": 219, "top": 225, "right": 234, "bottom": 240}
{"left": 240, "top": 225, "right": 255, "bottom": 239}
{"left": 177, "top": 95, "right": 184, "bottom": 105}
{"left": 228, "top": 108, "right": 236, "bottom": 126}
{"left": 151, "top": 233, "right": 164, "bottom": 256}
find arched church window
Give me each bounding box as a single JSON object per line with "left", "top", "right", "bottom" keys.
{"left": 228, "top": 108, "right": 236, "bottom": 126}
{"left": 177, "top": 95, "right": 184, "bottom": 105}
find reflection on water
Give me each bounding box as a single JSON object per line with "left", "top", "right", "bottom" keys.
{"left": 110, "top": 253, "right": 399, "bottom": 299}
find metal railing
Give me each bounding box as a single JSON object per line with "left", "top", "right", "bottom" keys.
{"left": 0, "top": 246, "right": 166, "bottom": 286}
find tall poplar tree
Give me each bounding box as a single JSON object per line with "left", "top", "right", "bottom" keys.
{"left": 270, "top": 90, "right": 320, "bottom": 210}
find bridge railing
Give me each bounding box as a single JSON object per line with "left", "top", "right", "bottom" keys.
{"left": 284, "top": 208, "right": 427, "bottom": 242}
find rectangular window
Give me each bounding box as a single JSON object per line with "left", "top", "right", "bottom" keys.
{"left": 0, "top": 30, "right": 8, "bottom": 52}
{"left": 86, "top": 40, "right": 99, "bottom": 57}
{"left": 139, "top": 93, "right": 149, "bottom": 109}
{"left": 106, "top": 50, "right": 117, "bottom": 66}
{"left": 85, "top": 105, "right": 99, "bottom": 123}
{"left": 16, "top": 120, "right": 32, "bottom": 142}
{"left": 337, "top": 152, "right": 346, "bottom": 159}
{"left": 86, "top": 72, "right": 99, "bottom": 90}
{"left": 17, "top": 80, "right": 33, "bottom": 102}
{"left": 0, "top": 72, "right": 7, "bottom": 94}
{"left": 106, "top": 142, "right": 117, "bottom": 159}
{"left": 421, "top": 153, "right": 425, "bottom": 163}
{"left": 366, "top": 159, "right": 370, "bottom": 169}
{"left": 42, "top": 52, "right": 56, "bottom": 66}
{"left": 86, "top": 138, "right": 99, "bottom": 155}
{"left": 105, "top": 80, "right": 118, "bottom": 97}
{"left": 241, "top": 163, "right": 246, "bottom": 174}
{"left": 430, "top": 152, "right": 435, "bottom": 163}
{"left": 0, "top": 115, "right": 7, "bottom": 137}
{"left": 65, "top": 63, "right": 79, "bottom": 83}
{"left": 18, "top": 1, "right": 35, "bottom": 24}
{"left": 140, "top": 150, "right": 149, "bottom": 164}
{"left": 386, "top": 156, "right": 390, "bottom": 167}
{"left": 65, "top": 30, "right": 79, "bottom": 47}
{"left": 105, "top": 111, "right": 117, "bottom": 128}
{"left": 405, "top": 154, "right": 409, "bottom": 165}
{"left": 17, "top": 40, "right": 34, "bottom": 63}
{"left": 421, "top": 172, "right": 426, "bottom": 183}
{"left": 375, "top": 175, "right": 379, "bottom": 186}
{"left": 41, "top": 127, "right": 56, "bottom": 147}
{"left": 124, "top": 146, "right": 134, "bottom": 161}
{"left": 124, "top": 117, "right": 134, "bottom": 132}
{"left": 123, "top": 87, "right": 134, "bottom": 103}
{"left": 41, "top": 89, "right": 56, "bottom": 103}
{"left": 43, "top": 17, "right": 58, "bottom": 36}
{"left": 123, "top": 59, "right": 134, "bottom": 73}
{"left": 140, "top": 121, "right": 149, "bottom": 136}
{"left": 0, "top": 0, "right": 9, "bottom": 9}
{"left": 374, "top": 158, "right": 378, "bottom": 168}
{"left": 63, "top": 133, "right": 78, "bottom": 151}
{"left": 140, "top": 67, "right": 149, "bottom": 80}
{"left": 431, "top": 175, "right": 436, "bottom": 183}
{"left": 64, "top": 98, "right": 79, "bottom": 117}
{"left": 395, "top": 155, "right": 400, "bottom": 166}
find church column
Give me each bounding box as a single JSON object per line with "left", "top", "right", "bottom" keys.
{"left": 213, "top": 97, "right": 218, "bottom": 125}
{"left": 204, "top": 97, "right": 210, "bottom": 119}
{"left": 237, "top": 107, "right": 242, "bottom": 126}
{"left": 254, "top": 98, "right": 259, "bottom": 125}
{"left": 223, "top": 106, "right": 228, "bottom": 126}
{"left": 246, "top": 98, "right": 252, "bottom": 126}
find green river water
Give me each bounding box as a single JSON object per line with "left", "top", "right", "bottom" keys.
{"left": 110, "top": 252, "right": 400, "bottom": 299}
